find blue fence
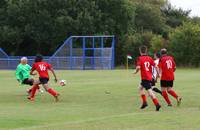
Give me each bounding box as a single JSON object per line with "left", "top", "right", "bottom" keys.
{"left": 0, "top": 36, "right": 115, "bottom": 70}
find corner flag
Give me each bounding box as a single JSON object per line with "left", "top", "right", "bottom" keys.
{"left": 127, "top": 54, "right": 132, "bottom": 59}
{"left": 126, "top": 54, "right": 133, "bottom": 70}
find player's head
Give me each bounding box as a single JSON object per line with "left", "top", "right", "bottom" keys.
{"left": 35, "top": 55, "right": 43, "bottom": 62}
{"left": 139, "top": 45, "right": 147, "bottom": 55}
{"left": 20, "top": 57, "right": 28, "bottom": 64}
{"left": 154, "top": 51, "right": 161, "bottom": 59}
{"left": 160, "top": 48, "right": 168, "bottom": 56}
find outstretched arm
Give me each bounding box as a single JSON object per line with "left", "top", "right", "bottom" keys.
{"left": 30, "top": 64, "right": 36, "bottom": 75}
{"left": 15, "top": 67, "right": 21, "bottom": 82}
{"left": 30, "top": 70, "right": 36, "bottom": 75}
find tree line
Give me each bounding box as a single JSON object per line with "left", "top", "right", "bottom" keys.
{"left": 0, "top": 0, "right": 200, "bottom": 67}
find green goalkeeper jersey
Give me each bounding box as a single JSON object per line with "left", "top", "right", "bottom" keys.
{"left": 15, "top": 63, "right": 32, "bottom": 82}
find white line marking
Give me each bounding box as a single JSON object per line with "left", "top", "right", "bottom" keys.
{"left": 13, "top": 112, "right": 155, "bottom": 130}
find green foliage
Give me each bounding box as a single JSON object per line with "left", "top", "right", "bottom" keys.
{"left": 0, "top": 0, "right": 200, "bottom": 66}
{"left": 161, "top": 2, "right": 191, "bottom": 28}
{"left": 135, "top": 3, "right": 166, "bottom": 34}
{"left": 169, "top": 22, "right": 200, "bottom": 67}
{"left": 0, "top": 0, "right": 136, "bottom": 57}
{"left": 150, "top": 35, "right": 163, "bottom": 52}
{"left": 122, "top": 31, "right": 154, "bottom": 62}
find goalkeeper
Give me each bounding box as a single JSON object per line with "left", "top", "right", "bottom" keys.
{"left": 15, "top": 57, "right": 42, "bottom": 95}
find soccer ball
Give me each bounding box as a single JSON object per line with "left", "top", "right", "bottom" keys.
{"left": 59, "top": 80, "right": 66, "bottom": 86}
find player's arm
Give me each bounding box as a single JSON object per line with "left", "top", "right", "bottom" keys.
{"left": 30, "top": 71, "right": 37, "bottom": 76}
{"left": 157, "top": 59, "right": 162, "bottom": 78}
{"left": 173, "top": 58, "right": 176, "bottom": 72}
{"left": 30, "top": 64, "right": 36, "bottom": 75}
{"left": 134, "top": 57, "right": 140, "bottom": 74}
{"left": 134, "top": 66, "right": 140, "bottom": 74}
{"left": 155, "top": 66, "right": 160, "bottom": 79}
{"left": 49, "top": 67, "right": 58, "bottom": 82}
{"left": 15, "top": 66, "right": 21, "bottom": 82}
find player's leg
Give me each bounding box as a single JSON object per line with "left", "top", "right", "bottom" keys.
{"left": 22, "top": 78, "right": 34, "bottom": 95}
{"left": 147, "top": 88, "right": 161, "bottom": 111}
{"left": 139, "top": 84, "right": 148, "bottom": 109}
{"left": 151, "top": 79, "right": 162, "bottom": 95}
{"left": 152, "top": 87, "right": 162, "bottom": 95}
{"left": 41, "top": 78, "right": 59, "bottom": 102}
{"left": 166, "top": 81, "right": 182, "bottom": 106}
{"left": 24, "top": 78, "right": 41, "bottom": 95}
{"left": 28, "top": 79, "right": 40, "bottom": 101}
{"left": 161, "top": 80, "right": 172, "bottom": 106}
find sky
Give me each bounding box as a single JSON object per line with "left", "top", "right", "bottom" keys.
{"left": 169, "top": 0, "right": 200, "bottom": 17}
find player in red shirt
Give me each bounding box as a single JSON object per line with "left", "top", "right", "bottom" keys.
{"left": 134, "top": 46, "right": 161, "bottom": 111}
{"left": 158, "top": 48, "right": 181, "bottom": 106}
{"left": 29, "top": 55, "right": 60, "bottom": 102}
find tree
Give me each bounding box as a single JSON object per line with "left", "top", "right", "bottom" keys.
{"left": 161, "top": 2, "right": 191, "bottom": 28}
{"left": 134, "top": 0, "right": 167, "bottom": 34}
{"left": 169, "top": 22, "right": 200, "bottom": 67}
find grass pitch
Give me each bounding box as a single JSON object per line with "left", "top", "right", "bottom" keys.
{"left": 0, "top": 69, "right": 200, "bottom": 130}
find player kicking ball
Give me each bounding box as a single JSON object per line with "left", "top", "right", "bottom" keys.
{"left": 28, "top": 55, "right": 60, "bottom": 102}
{"left": 134, "top": 46, "right": 161, "bottom": 111}
{"left": 158, "top": 48, "right": 181, "bottom": 107}
{"left": 15, "top": 57, "right": 42, "bottom": 95}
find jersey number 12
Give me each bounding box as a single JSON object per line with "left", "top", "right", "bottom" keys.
{"left": 144, "top": 62, "right": 150, "bottom": 71}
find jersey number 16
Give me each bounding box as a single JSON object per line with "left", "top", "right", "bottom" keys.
{"left": 39, "top": 64, "right": 46, "bottom": 71}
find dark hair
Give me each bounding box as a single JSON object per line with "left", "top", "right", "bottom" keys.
{"left": 35, "top": 55, "right": 43, "bottom": 62}
{"left": 160, "top": 48, "right": 167, "bottom": 55}
{"left": 139, "top": 45, "right": 147, "bottom": 54}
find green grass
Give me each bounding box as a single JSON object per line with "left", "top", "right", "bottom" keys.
{"left": 0, "top": 69, "right": 200, "bottom": 130}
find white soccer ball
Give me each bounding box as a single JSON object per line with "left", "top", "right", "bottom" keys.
{"left": 59, "top": 80, "right": 66, "bottom": 86}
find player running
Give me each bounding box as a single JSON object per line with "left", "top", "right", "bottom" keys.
{"left": 152, "top": 52, "right": 162, "bottom": 95}
{"left": 134, "top": 46, "right": 161, "bottom": 111}
{"left": 15, "top": 57, "right": 41, "bottom": 95}
{"left": 28, "top": 55, "right": 60, "bottom": 102}
{"left": 158, "top": 48, "right": 181, "bottom": 106}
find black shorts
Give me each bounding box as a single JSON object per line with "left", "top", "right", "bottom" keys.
{"left": 22, "top": 78, "right": 33, "bottom": 86}
{"left": 151, "top": 79, "right": 156, "bottom": 86}
{"left": 141, "top": 80, "right": 152, "bottom": 90}
{"left": 39, "top": 77, "right": 49, "bottom": 84}
{"left": 161, "top": 80, "right": 174, "bottom": 87}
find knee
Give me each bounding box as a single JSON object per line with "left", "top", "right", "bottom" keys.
{"left": 167, "top": 88, "right": 172, "bottom": 92}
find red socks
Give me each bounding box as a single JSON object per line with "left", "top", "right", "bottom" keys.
{"left": 168, "top": 89, "right": 178, "bottom": 99}
{"left": 162, "top": 91, "right": 171, "bottom": 105}
{"left": 30, "top": 85, "right": 40, "bottom": 98}
{"left": 141, "top": 95, "right": 147, "bottom": 104}
{"left": 152, "top": 98, "right": 159, "bottom": 106}
{"left": 47, "top": 88, "right": 58, "bottom": 97}
{"left": 141, "top": 94, "right": 160, "bottom": 106}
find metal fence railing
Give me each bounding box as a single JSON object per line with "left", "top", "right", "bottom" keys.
{"left": 0, "top": 36, "right": 115, "bottom": 70}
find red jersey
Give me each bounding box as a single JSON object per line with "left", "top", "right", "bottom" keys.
{"left": 31, "top": 62, "right": 52, "bottom": 78}
{"left": 158, "top": 55, "right": 176, "bottom": 81}
{"left": 136, "top": 56, "right": 155, "bottom": 80}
